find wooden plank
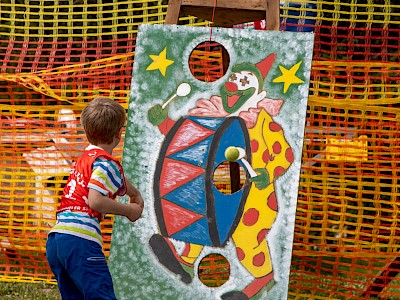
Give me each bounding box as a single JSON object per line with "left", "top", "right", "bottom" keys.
{"left": 165, "top": 0, "right": 182, "bottom": 25}
{"left": 181, "top": 0, "right": 267, "bottom": 11}
{"left": 266, "top": 0, "right": 280, "bottom": 31}
{"left": 169, "top": 0, "right": 280, "bottom": 29}
{"left": 180, "top": 7, "right": 265, "bottom": 27}
{"left": 229, "top": 162, "right": 241, "bottom": 193}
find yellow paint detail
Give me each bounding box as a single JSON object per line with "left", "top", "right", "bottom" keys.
{"left": 232, "top": 109, "right": 292, "bottom": 278}
{"left": 248, "top": 110, "right": 292, "bottom": 181}
{"left": 232, "top": 182, "right": 275, "bottom": 277}
{"left": 273, "top": 61, "right": 304, "bottom": 93}
{"left": 146, "top": 47, "right": 174, "bottom": 76}
{"left": 181, "top": 243, "right": 204, "bottom": 264}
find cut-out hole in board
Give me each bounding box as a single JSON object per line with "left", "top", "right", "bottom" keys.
{"left": 198, "top": 253, "right": 230, "bottom": 287}
{"left": 213, "top": 161, "right": 246, "bottom": 194}
{"left": 188, "top": 41, "right": 230, "bottom": 82}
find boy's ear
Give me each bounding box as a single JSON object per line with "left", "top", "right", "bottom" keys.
{"left": 116, "top": 127, "right": 123, "bottom": 139}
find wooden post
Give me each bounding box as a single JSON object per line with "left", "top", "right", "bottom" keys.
{"left": 266, "top": 0, "right": 280, "bottom": 31}
{"left": 165, "top": 0, "right": 280, "bottom": 30}
{"left": 165, "top": 0, "right": 182, "bottom": 25}
{"left": 229, "top": 162, "right": 241, "bottom": 193}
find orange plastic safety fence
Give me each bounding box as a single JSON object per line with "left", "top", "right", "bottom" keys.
{"left": 1, "top": 1, "right": 400, "bottom": 299}
{"left": 0, "top": 0, "right": 206, "bottom": 286}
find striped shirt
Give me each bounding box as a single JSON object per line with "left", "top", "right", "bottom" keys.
{"left": 89, "top": 157, "right": 124, "bottom": 197}
{"left": 50, "top": 145, "right": 126, "bottom": 246}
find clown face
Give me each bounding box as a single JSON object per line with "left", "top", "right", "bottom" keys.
{"left": 221, "top": 70, "right": 261, "bottom": 114}
{"left": 220, "top": 54, "right": 276, "bottom": 115}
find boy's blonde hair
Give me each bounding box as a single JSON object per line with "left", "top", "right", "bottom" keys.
{"left": 81, "top": 97, "right": 126, "bottom": 145}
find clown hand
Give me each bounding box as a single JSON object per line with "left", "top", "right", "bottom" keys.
{"left": 250, "top": 168, "right": 270, "bottom": 190}
{"left": 148, "top": 104, "right": 168, "bottom": 126}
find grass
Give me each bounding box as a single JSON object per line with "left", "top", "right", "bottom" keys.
{"left": 0, "top": 281, "right": 61, "bottom": 300}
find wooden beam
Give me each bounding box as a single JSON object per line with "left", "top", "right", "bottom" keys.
{"left": 166, "top": 0, "right": 280, "bottom": 30}
{"left": 229, "top": 162, "right": 241, "bottom": 193}
{"left": 181, "top": 0, "right": 267, "bottom": 11}
{"left": 266, "top": 0, "right": 280, "bottom": 31}
{"left": 165, "top": 0, "right": 182, "bottom": 25}
{"left": 180, "top": 7, "right": 266, "bottom": 28}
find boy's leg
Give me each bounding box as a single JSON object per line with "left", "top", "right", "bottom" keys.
{"left": 55, "top": 234, "right": 117, "bottom": 300}
{"left": 46, "top": 233, "right": 84, "bottom": 300}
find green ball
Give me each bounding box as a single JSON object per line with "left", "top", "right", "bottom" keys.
{"left": 224, "top": 146, "right": 240, "bottom": 162}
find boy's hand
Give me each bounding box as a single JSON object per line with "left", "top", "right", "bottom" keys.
{"left": 125, "top": 178, "right": 144, "bottom": 209}
{"left": 126, "top": 203, "right": 143, "bottom": 222}
{"left": 130, "top": 194, "right": 144, "bottom": 209}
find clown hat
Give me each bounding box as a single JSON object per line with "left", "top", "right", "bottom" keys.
{"left": 231, "top": 53, "right": 277, "bottom": 90}
{"left": 255, "top": 53, "right": 277, "bottom": 80}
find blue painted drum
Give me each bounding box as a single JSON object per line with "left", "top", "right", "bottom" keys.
{"left": 153, "top": 116, "right": 252, "bottom": 247}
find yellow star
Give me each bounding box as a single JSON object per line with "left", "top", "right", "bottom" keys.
{"left": 273, "top": 61, "right": 304, "bottom": 93}
{"left": 146, "top": 47, "right": 174, "bottom": 76}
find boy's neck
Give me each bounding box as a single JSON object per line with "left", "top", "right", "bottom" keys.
{"left": 96, "top": 144, "right": 114, "bottom": 155}
{"left": 91, "top": 142, "right": 117, "bottom": 155}
{"left": 90, "top": 132, "right": 121, "bottom": 155}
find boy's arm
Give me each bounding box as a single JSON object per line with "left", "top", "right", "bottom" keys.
{"left": 125, "top": 178, "right": 144, "bottom": 209}
{"left": 88, "top": 189, "right": 143, "bottom": 222}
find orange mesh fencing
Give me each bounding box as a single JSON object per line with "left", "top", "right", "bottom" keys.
{"left": 0, "top": 0, "right": 205, "bottom": 285}
{"left": 197, "top": 254, "right": 231, "bottom": 288}
{"left": 0, "top": 0, "right": 400, "bottom": 298}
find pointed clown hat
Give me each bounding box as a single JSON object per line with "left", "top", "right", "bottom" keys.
{"left": 232, "top": 53, "right": 277, "bottom": 90}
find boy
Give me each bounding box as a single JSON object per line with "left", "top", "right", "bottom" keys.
{"left": 46, "top": 97, "right": 144, "bottom": 299}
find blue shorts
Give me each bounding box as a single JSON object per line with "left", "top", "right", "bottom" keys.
{"left": 46, "top": 233, "right": 117, "bottom": 300}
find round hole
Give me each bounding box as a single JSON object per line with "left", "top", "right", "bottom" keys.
{"left": 188, "top": 41, "right": 230, "bottom": 82}
{"left": 213, "top": 161, "right": 246, "bottom": 194}
{"left": 198, "top": 253, "right": 230, "bottom": 287}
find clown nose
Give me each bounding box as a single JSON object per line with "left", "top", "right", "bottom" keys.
{"left": 225, "top": 81, "right": 238, "bottom": 92}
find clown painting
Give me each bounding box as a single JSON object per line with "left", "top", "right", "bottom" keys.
{"left": 110, "top": 24, "right": 314, "bottom": 300}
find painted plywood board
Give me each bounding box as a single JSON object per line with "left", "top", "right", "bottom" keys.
{"left": 110, "top": 24, "right": 314, "bottom": 300}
